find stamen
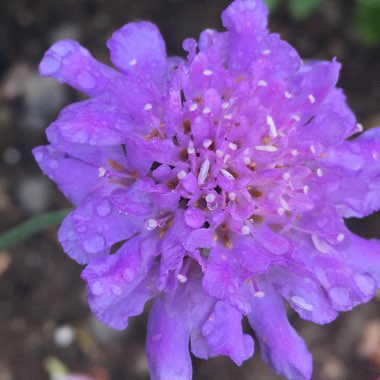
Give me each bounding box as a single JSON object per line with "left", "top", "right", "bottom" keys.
{"left": 203, "top": 69, "right": 213, "bottom": 76}
{"left": 198, "top": 159, "right": 210, "bottom": 185}
{"left": 310, "top": 145, "right": 316, "bottom": 154}
{"left": 258, "top": 80, "right": 267, "bottom": 87}
{"left": 293, "top": 114, "right": 301, "bottom": 122}
{"left": 277, "top": 207, "right": 286, "bottom": 216}
{"left": 220, "top": 168, "right": 235, "bottom": 180}
{"left": 221, "top": 102, "right": 230, "bottom": 110}
{"left": 311, "top": 234, "right": 330, "bottom": 253}
{"left": 244, "top": 156, "right": 252, "bottom": 165}
{"left": 241, "top": 225, "right": 250, "bottom": 235}
{"left": 262, "top": 49, "right": 271, "bottom": 55}
{"left": 145, "top": 219, "right": 158, "bottom": 231}
{"left": 144, "top": 103, "right": 153, "bottom": 111}
{"left": 189, "top": 103, "right": 198, "bottom": 112}
{"left": 216, "top": 149, "right": 224, "bottom": 158}
{"left": 284, "top": 91, "right": 292, "bottom": 99}
{"left": 303, "top": 185, "right": 309, "bottom": 194}
{"left": 254, "top": 291, "right": 265, "bottom": 298}
{"left": 203, "top": 107, "right": 211, "bottom": 114}
{"left": 176, "top": 274, "right": 188, "bottom": 283}
{"left": 177, "top": 170, "right": 187, "bottom": 180}
{"left": 279, "top": 197, "right": 290, "bottom": 211}
{"left": 254, "top": 145, "right": 278, "bottom": 152}
{"left": 267, "top": 115, "right": 277, "bottom": 138}
{"left": 129, "top": 58, "right": 137, "bottom": 66}
{"left": 316, "top": 168, "right": 323, "bottom": 177}
{"left": 228, "top": 192, "right": 237, "bottom": 201}
{"left": 337, "top": 233, "right": 345, "bottom": 242}
{"left": 356, "top": 123, "right": 363, "bottom": 132}
{"left": 98, "top": 166, "right": 106, "bottom": 178}
{"left": 228, "top": 142, "right": 238, "bottom": 151}
{"left": 308, "top": 94, "right": 316, "bottom": 104}
{"left": 203, "top": 139, "right": 213, "bottom": 148}
{"left": 282, "top": 172, "right": 291, "bottom": 180}
{"left": 224, "top": 113, "right": 233, "bottom": 120}
{"left": 205, "top": 193, "right": 216, "bottom": 203}
{"left": 291, "top": 149, "right": 299, "bottom": 156}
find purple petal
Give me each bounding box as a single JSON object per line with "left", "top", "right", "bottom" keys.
{"left": 147, "top": 296, "right": 192, "bottom": 380}
{"left": 39, "top": 39, "right": 119, "bottom": 96}
{"left": 202, "top": 301, "right": 254, "bottom": 365}
{"left": 248, "top": 281, "right": 312, "bottom": 380}
{"left": 81, "top": 236, "right": 158, "bottom": 329}
{"left": 33, "top": 145, "right": 98, "bottom": 205}
{"left": 107, "top": 22, "right": 167, "bottom": 86}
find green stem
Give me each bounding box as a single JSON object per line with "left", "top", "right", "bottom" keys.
{"left": 0, "top": 209, "right": 71, "bottom": 250}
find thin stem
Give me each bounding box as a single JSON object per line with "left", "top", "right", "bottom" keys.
{"left": 0, "top": 209, "right": 71, "bottom": 250}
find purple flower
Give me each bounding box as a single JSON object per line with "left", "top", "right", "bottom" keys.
{"left": 33, "top": 0, "right": 380, "bottom": 379}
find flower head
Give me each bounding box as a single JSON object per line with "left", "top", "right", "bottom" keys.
{"left": 34, "top": 1, "right": 380, "bottom": 379}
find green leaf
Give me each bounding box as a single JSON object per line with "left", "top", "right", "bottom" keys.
{"left": 0, "top": 209, "right": 71, "bottom": 250}
{"left": 264, "top": 0, "right": 280, "bottom": 12}
{"left": 288, "top": 0, "right": 324, "bottom": 21}
{"left": 355, "top": 1, "right": 380, "bottom": 45}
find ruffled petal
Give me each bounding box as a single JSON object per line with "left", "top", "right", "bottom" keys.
{"left": 107, "top": 21, "right": 167, "bottom": 86}
{"left": 81, "top": 236, "right": 158, "bottom": 329}
{"left": 147, "top": 295, "right": 192, "bottom": 380}
{"left": 58, "top": 190, "right": 143, "bottom": 264}
{"left": 202, "top": 301, "right": 254, "bottom": 365}
{"left": 248, "top": 281, "right": 312, "bottom": 380}
{"left": 39, "top": 39, "right": 119, "bottom": 96}
{"left": 33, "top": 145, "right": 99, "bottom": 205}
{"left": 222, "top": 0, "right": 269, "bottom": 70}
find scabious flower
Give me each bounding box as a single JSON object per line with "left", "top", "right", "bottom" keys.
{"left": 33, "top": 0, "right": 380, "bottom": 379}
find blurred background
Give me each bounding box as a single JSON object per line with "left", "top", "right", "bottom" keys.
{"left": 0, "top": 0, "right": 380, "bottom": 379}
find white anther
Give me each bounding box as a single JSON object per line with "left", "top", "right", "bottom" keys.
{"left": 145, "top": 219, "right": 158, "bottom": 230}
{"left": 203, "top": 107, "right": 211, "bottom": 114}
{"left": 144, "top": 103, "right": 153, "bottom": 111}
{"left": 279, "top": 197, "right": 290, "bottom": 211}
{"left": 357, "top": 123, "right": 364, "bottom": 132}
{"left": 189, "top": 103, "right": 198, "bottom": 112}
{"left": 177, "top": 170, "right": 187, "bottom": 179}
{"left": 284, "top": 91, "right": 292, "bottom": 99}
{"left": 282, "top": 172, "right": 291, "bottom": 180}
{"left": 291, "top": 149, "right": 299, "bottom": 156}
{"left": 220, "top": 168, "right": 235, "bottom": 180}
{"left": 221, "top": 102, "right": 230, "bottom": 110}
{"left": 223, "top": 154, "right": 231, "bottom": 164}
{"left": 303, "top": 185, "right": 309, "bottom": 194}
{"left": 98, "top": 166, "right": 106, "bottom": 178}
{"left": 203, "top": 69, "right": 213, "bottom": 76}
{"left": 216, "top": 149, "right": 224, "bottom": 158}
{"left": 308, "top": 94, "right": 316, "bottom": 104}
{"left": 244, "top": 156, "right": 252, "bottom": 164}
{"left": 258, "top": 80, "right": 267, "bottom": 87}
{"left": 337, "top": 233, "right": 345, "bottom": 242}
{"left": 241, "top": 225, "right": 251, "bottom": 235}
{"left": 254, "top": 145, "right": 278, "bottom": 152}
{"left": 267, "top": 115, "right": 277, "bottom": 138}
{"left": 277, "top": 207, "right": 286, "bottom": 216}
{"left": 290, "top": 296, "right": 314, "bottom": 311}
{"left": 311, "top": 235, "right": 330, "bottom": 254}
{"left": 187, "top": 146, "right": 195, "bottom": 154}
{"left": 206, "top": 193, "right": 216, "bottom": 203}
{"left": 203, "top": 139, "right": 213, "bottom": 148}
{"left": 310, "top": 145, "right": 316, "bottom": 154}
{"left": 228, "top": 192, "right": 237, "bottom": 201}
{"left": 198, "top": 159, "right": 210, "bottom": 185}
{"left": 129, "top": 58, "right": 137, "bottom": 66}
{"left": 293, "top": 114, "right": 301, "bottom": 122}
{"left": 262, "top": 49, "right": 271, "bottom": 55}
{"left": 176, "top": 274, "right": 188, "bottom": 283}
{"left": 224, "top": 113, "right": 233, "bottom": 120}
{"left": 254, "top": 291, "right": 265, "bottom": 298}
{"left": 228, "top": 142, "right": 238, "bottom": 151}
{"left": 316, "top": 168, "right": 323, "bottom": 177}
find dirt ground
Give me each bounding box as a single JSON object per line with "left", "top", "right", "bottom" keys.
{"left": 0, "top": 0, "right": 380, "bottom": 379}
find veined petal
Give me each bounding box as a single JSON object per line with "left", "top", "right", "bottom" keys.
{"left": 81, "top": 236, "right": 158, "bottom": 329}
{"left": 33, "top": 145, "right": 99, "bottom": 205}
{"left": 202, "top": 301, "right": 254, "bottom": 365}
{"left": 147, "top": 296, "right": 192, "bottom": 380}
{"left": 39, "top": 39, "right": 119, "bottom": 96}
{"left": 107, "top": 21, "right": 167, "bottom": 86}
{"left": 248, "top": 281, "right": 312, "bottom": 380}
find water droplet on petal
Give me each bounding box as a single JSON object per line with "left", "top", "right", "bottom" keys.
{"left": 123, "top": 268, "right": 135, "bottom": 282}
{"left": 91, "top": 281, "right": 104, "bottom": 296}
{"left": 329, "top": 287, "right": 350, "bottom": 307}
{"left": 83, "top": 235, "right": 105, "bottom": 253}
{"left": 96, "top": 199, "right": 112, "bottom": 217}
{"left": 111, "top": 284, "right": 122, "bottom": 296}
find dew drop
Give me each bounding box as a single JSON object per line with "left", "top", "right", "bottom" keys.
{"left": 123, "top": 268, "right": 135, "bottom": 282}
{"left": 111, "top": 284, "right": 122, "bottom": 296}
{"left": 91, "top": 281, "right": 104, "bottom": 296}
{"left": 83, "top": 235, "right": 105, "bottom": 253}
{"left": 329, "top": 287, "right": 350, "bottom": 306}
{"left": 96, "top": 199, "right": 112, "bottom": 217}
